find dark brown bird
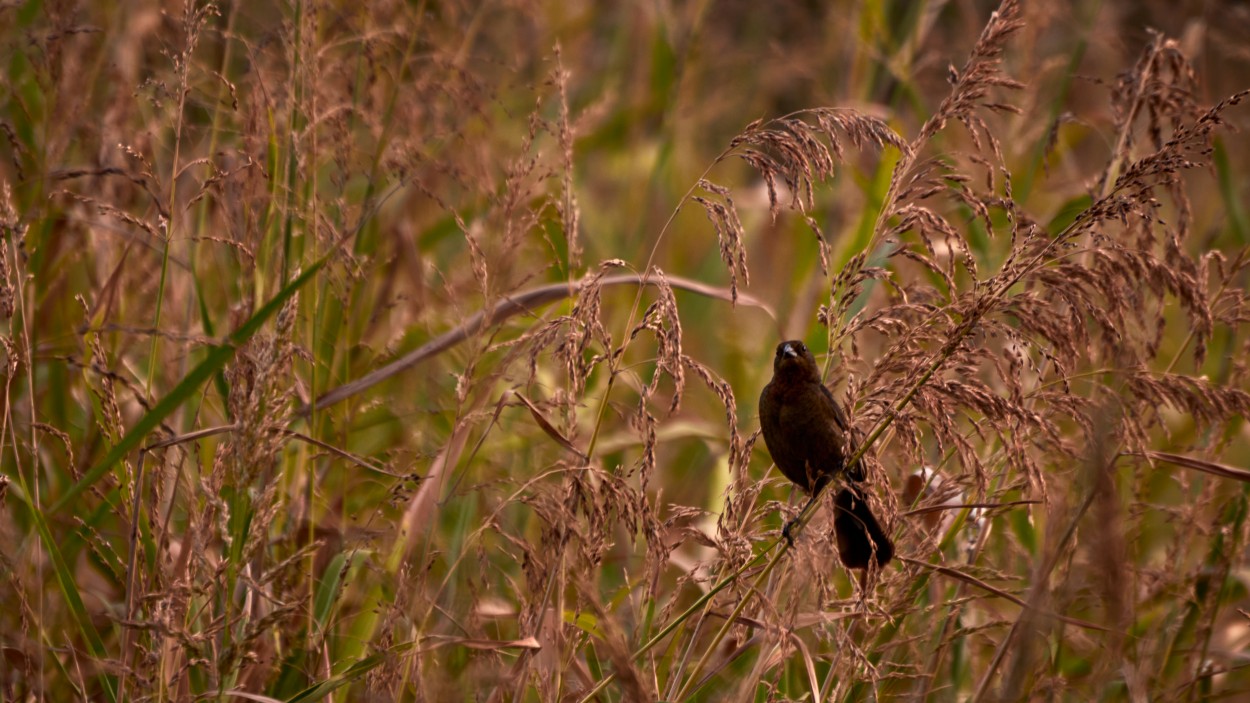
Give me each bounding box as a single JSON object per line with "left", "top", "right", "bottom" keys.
{"left": 759, "top": 340, "right": 894, "bottom": 569}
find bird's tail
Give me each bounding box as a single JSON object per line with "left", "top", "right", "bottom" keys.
{"left": 833, "top": 486, "right": 894, "bottom": 569}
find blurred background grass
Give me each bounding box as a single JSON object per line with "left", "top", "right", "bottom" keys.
{"left": 2, "top": 0, "right": 1250, "bottom": 700}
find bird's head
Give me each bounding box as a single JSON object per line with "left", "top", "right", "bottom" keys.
{"left": 773, "top": 340, "right": 821, "bottom": 381}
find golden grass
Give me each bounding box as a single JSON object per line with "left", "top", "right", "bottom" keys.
{"left": 2, "top": 1, "right": 1250, "bottom": 700}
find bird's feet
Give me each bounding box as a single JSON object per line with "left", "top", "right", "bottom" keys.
{"left": 782, "top": 517, "right": 800, "bottom": 546}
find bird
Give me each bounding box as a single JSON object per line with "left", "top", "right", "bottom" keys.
{"left": 758, "top": 339, "right": 894, "bottom": 570}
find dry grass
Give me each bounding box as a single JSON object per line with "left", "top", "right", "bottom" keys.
{"left": 2, "top": 0, "right": 1250, "bottom": 701}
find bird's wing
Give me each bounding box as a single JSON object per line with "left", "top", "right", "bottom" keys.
{"left": 820, "top": 383, "right": 849, "bottom": 431}
{"left": 819, "top": 383, "right": 868, "bottom": 482}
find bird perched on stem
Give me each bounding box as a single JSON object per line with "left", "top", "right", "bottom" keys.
{"left": 759, "top": 340, "right": 894, "bottom": 570}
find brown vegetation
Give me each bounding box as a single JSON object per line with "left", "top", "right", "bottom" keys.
{"left": 2, "top": 0, "right": 1250, "bottom": 700}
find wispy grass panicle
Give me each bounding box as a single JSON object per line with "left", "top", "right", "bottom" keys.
{"left": 6, "top": 0, "right": 1250, "bottom": 700}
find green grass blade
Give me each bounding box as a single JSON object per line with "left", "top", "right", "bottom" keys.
{"left": 52, "top": 260, "right": 330, "bottom": 513}
{"left": 18, "top": 485, "right": 118, "bottom": 701}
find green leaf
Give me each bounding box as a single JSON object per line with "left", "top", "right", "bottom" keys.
{"left": 52, "top": 260, "right": 329, "bottom": 514}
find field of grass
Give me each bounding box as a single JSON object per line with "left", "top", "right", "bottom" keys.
{"left": 3, "top": 0, "right": 1250, "bottom": 700}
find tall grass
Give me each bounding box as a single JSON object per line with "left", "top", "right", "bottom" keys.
{"left": 2, "top": 1, "right": 1250, "bottom": 700}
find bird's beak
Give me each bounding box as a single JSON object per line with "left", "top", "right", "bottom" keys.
{"left": 782, "top": 343, "right": 798, "bottom": 359}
